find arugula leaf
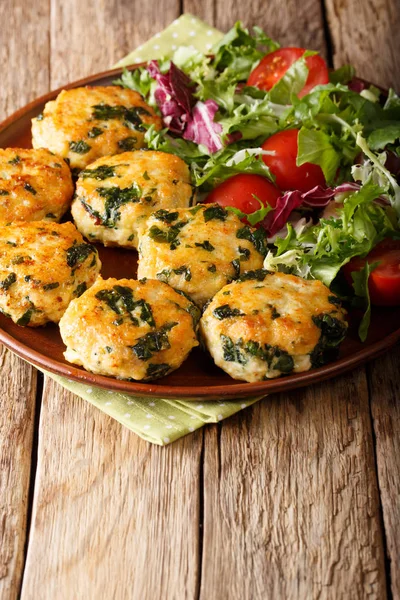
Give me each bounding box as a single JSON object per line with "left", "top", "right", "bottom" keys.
{"left": 329, "top": 64, "right": 355, "bottom": 85}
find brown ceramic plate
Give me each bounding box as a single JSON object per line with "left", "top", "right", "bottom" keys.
{"left": 1, "top": 67, "right": 399, "bottom": 400}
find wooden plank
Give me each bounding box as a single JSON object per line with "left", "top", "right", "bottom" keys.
{"left": 325, "top": 0, "right": 400, "bottom": 89}
{"left": 21, "top": 2, "right": 203, "bottom": 598}
{"left": 183, "top": 0, "right": 328, "bottom": 56}
{"left": 49, "top": 0, "right": 180, "bottom": 87}
{"left": 200, "top": 370, "right": 387, "bottom": 599}
{"left": 368, "top": 349, "right": 400, "bottom": 597}
{"left": 0, "top": 1, "right": 49, "bottom": 598}
{"left": 326, "top": 2, "right": 400, "bottom": 595}
{"left": 21, "top": 379, "right": 202, "bottom": 599}
{"left": 0, "top": 349, "right": 37, "bottom": 600}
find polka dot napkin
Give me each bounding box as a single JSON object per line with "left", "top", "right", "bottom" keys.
{"left": 38, "top": 15, "right": 266, "bottom": 446}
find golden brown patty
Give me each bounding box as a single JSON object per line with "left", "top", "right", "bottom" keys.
{"left": 0, "top": 148, "right": 73, "bottom": 224}
{"left": 0, "top": 221, "right": 101, "bottom": 326}
{"left": 31, "top": 86, "right": 162, "bottom": 171}
{"left": 200, "top": 271, "right": 348, "bottom": 382}
{"left": 59, "top": 277, "right": 200, "bottom": 380}
{"left": 137, "top": 204, "right": 268, "bottom": 307}
{"left": 71, "top": 150, "right": 194, "bottom": 249}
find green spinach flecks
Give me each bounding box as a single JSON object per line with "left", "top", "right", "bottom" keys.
{"left": 69, "top": 140, "right": 91, "bottom": 154}
{"left": 91, "top": 183, "right": 141, "bottom": 227}
{"left": 148, "top": 220, "right": 188, "bottom": 250}
{"left": 66, "top": 243, "right": 96, "bottom": 269}
{"left": 74, "top": 282, "right": 87, "bottom": 297}
{"left": 91, "top": 103, "right": 150, "bottom": 131}
{"left": 43, "top": 282, "right": 59, "bottom": 291}
{"left": 145, "top": 363, "right": 171, "bottom": 380}
{"left": 118, "top": 136, "right": 137, "bottom": 150}
{"left": 195, "top": 240, "right": 215, "bottom": 252}
{"left": 231, "top": 259, "right": 240, "bottom": 278}
{"left": 81, "top": 165, "right": 117, "bottom": 180}
{"left": 238, "top": 246, "right": 250, "bottom": 260}
{"left": 173, "top": 265, "right": 192, "bottom": 281}
{"left": 221, "top": 335, "right": 248, "bottom": 365}
{"left": 203, "top": 205, "right": 227, "bottom": 222}
{"left": 0, "top": 272, "right": 16, "bottom": 290}
{"left": 88, "top": 127, "right": 104, "bottom": 138}
{"left": 16, "top": 309, "right": 33, "bottom": 326}
{"left": 131, "top": 322, "right": 178, "bottom": 361}
{"left": 143, "top": 171, "right": 150, "bottom": 181}
{"left": 236, "top": 225, "right": 268, "bottom": 257}
{"left": 0, "top": 190, "right": 9, "bottom": 195}
{"left": 45, "top": 212, "right": 56, "bottom": 219}
{"left": 213, "top": 304, "right": 243, "bottom": 320}
{"left": 96, "top": 285, "right": 155, "bottom": 327}
{"left": 8, "top": 156, "right": 21, "bottom": 165}
{"left": 153, "top": 209, "right": 179, "bottom": 223}
{"left": 207, "top": 264, "right": 217, "bottom": 273}
{"left": 24, "top": 183, "right": 37, "bottom": 195}
{"left": 237, "top": 269, "right": 269, "bottom": 282}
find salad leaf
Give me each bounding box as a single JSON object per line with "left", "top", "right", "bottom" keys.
{"left": 297, "top": 127, "right": 341, "bottom": 182}
{"left": 368, "top": 124, "right": 400, "bottom": 150}
{"left": 268, "top": 55, "right": 310, "bottom": 104}
{"left": 350, "top": 261, "right": 379, "bottom": 342}
{"left": 329, "top": 64, "right": 355, "bottom": 85}
{"left": 183, "top": 100, "right": 223, "bottom": 153}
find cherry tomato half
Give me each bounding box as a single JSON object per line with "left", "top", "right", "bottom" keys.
{"left": 247, "top": 47, "right": 329, "bottom": 98}
{"left": 204, "top": 173, "right": 281, "bottom": 216}
{"left": 343, "top": 239, "right": 400, "bottom": 306}
{"left": 261, "top": 129, "right": 326, "bottom": 192}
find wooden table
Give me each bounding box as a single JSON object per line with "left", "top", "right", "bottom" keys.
{"left": 1, "top": 1, "right": 399, "bottom": 598}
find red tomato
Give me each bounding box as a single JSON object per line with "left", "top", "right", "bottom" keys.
{"left": 343, "top": 239, "right": 400, "bottom": 306}
{"left": 261, "top": 129, "right": 326, "bottom": 192}
{"left": 247, "top": 47, "right": 329, "bottom": 98}
{"left": 204, "top": 173, "right": 280, "bottom": 216}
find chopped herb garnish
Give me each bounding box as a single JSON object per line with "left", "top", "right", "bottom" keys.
{"left": 91, "top": 103, "right": 150, "bottom": 131}
{"left": 153, "top": 209, "right": 179, "bottom": 223}
{"left": 213, "top": 304, "right": 244, "bottom": 320}
{"left": 231, "top": 259, "right": 240, "bottom": 278}
{"left": 16, "top": 309, "right": 32, "bottom": 326}
{"left": 36, "top": 113, "right": 44, "bottom": 121}
{"left": 237, "top": 269, "right": 269, "bottom": 282}
{"left": 203, "top": 205, "right": 227, "bottom": 222}
{"left": 148, "top": 220, "right": 188, "bottom": 250}
{"left": 268, "top": 304, "right": 280, "bottom": 319}
{"left": 118, "top": 136, "right": 137, "bottom": 150}
{"left": 45, "top": 212, "right": 56, "bottom": 219}
{"left": 208, "top": 264, "right": 217, "bottom": 273}
{"left": 173, "top": 265, "right": 192, "bottom": 281}
{"left": 236, "top": 225, "right": 268, "bottom": 257}
{"left": 328, "top": 295, "right": 342, "bottom": 306}
{"left": 195, "top": 240, "right": 215, "bottom": 251}
{"left": 0, "top": 272, "right": 16, "bottom": 290}
{"left": 131, "top": 322, "right": 178, "bottom": 360}
{"left": 238, "top": 246, "right": 250, "bottom": 260}
{"left": 88, "top": 127, "right": 104, "bottom": 138}
{"left": 221, "top": 335, "right": 248, "bottom": 365}
{"left": 127, "top": 233, "right": 135, "bottom": 242}
{"left": 0, "top": 190, "right": 9, "bottom": 196}
{"left": 145, "top": 363, "right": 171, "bottom": 380}
{"left": 96, "top": 285, "right": 155, "bottom": 327}
{"left": 81, "top": 165, "right": 117, "bottom": 180}
{"left": 143, "top": 171, "right": 150, "bottom": 180}
{"left": 66, "top": 243, "right": 96, "bottom": 268}
{"left": 74, "top": 282, "right": 87, "bottom": 297}
{"left": 105, "top": 346, "right": 113, "bottom": 353}
{"left": 69, "top": 140, "right": 91, "bottom": 154}
{"left": 96, "top": 183, "right": 142, "bottom": 227}
{"left": 8, "top": 156, "right": 21, "bottom": 165}
{"left": 43, "top": 282, "right": 59, "bottom": 291}
{"left": 24, "top": 183, "right": 37, "bottom": 195}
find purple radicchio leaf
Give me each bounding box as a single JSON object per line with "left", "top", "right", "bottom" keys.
{"left": 147, "top": 60, "right": 196, "bottom": 133}
{"left": 183, "top": 99, "right": 224, "bottom": 153}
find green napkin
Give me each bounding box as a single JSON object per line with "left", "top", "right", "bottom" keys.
{"left": 38, "top": 15, "right": 265, "bottom": 446}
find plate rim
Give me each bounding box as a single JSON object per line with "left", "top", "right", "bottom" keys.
{"left": 0, "top": 66, "right": 399, "bottom": 399}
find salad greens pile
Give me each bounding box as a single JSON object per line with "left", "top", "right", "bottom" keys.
{"left": 115, "top": 22, "right": 400, "bottom": 339}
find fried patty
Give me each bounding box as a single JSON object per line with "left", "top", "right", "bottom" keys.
{"left": 71, "top": 150, "right": 194, "bottom": 249}
{"left": 0, "top": 221, "right": 101, "bottom": 326}
{"left": 137, "top": 204, "right": 268, "bottom": 307}
{"left": 31, "top": 86, "right": 162, "bottom": 171}
{"left": 0, "top": 147, "right": 73, "bottom": 224}
{"left": 59, "top": 277, "right": 200, "bottom": 380}
{"left": 200, "top": 271, "right": 348, "bottom": 382}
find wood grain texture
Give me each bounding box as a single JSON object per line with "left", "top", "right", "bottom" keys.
{"left": 21, "top": 2, "right": 203, "bottom": 598}
{"left": 325, "top": 0, "right": 400, "bottom": 88}
{"left": 184, "top": 0, "right": 328, "bottom": 56}
{"left": 368, "top": 349, "right": 400, "bottom": 598}
{"left": 49, "top": 0, "right": 180, "bottom": 87}
{"left": 200, "top": 371, "right": 386, "bottom": 600}
{"left": 0, "top": 2, "right": 48, "bottom": 598}
{"left": 21, "top": 379, "right": 202, "bottom": 600}
{"left": 0, "top": 349, "right": 37, "bottom": 600}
